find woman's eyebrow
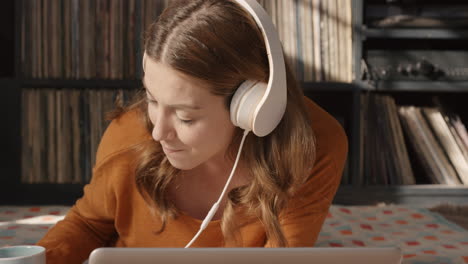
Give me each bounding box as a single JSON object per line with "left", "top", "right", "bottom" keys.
{"left": 142, "top": 76, "right": 202, "bottom": 110}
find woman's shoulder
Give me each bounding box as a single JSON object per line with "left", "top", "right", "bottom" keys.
{"left": 95, "top": 108, "right": 152, "bottom": 169}
{"left": 302, "top": 96, "right": 348, "bottom": 169}
{"left": 281, "top": 96, "right": 349, "bottom": 212}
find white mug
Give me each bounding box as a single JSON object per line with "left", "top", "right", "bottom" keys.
{"left": 0, "top": 245, "right": 45, "bottom": 264}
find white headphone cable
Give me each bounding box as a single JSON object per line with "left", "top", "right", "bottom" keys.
{"left": 184, "top": 129, "right": 250, "bottom": 248}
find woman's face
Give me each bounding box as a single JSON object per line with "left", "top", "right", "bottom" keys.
{"left": 143, "top": 58, "right": 236, "bottom": 171}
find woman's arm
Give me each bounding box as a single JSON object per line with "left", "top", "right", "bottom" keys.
{"left": 36, "top": 165, "right": 118, "bottom": 264}
{"left": 37, "top": 110, "right": 149, "bottom": 263}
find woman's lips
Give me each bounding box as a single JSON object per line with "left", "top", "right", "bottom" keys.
{"left": 163, "top": 147, "right": 183, "bottom": 154}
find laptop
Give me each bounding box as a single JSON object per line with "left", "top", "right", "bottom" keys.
{"left": 87, "top": 247, "right": 402, "bottom": 264}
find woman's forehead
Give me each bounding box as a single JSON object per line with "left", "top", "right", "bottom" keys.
{"left": 143, "top": 59, "right": 222, "bottom": 109}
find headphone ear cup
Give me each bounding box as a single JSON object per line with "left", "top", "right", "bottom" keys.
{"left": 230, "top": 80, "right": 257, "bottom": 127}
{"left": 230, "top": 81, "right": 267, "bottom": 131}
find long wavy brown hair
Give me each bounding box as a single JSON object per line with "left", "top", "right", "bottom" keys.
{"left": 111, "top": 0, "right": 316, "bottom": 247}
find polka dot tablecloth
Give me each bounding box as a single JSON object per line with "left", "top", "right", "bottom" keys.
{"left": 0, "top": 206, "right": 68, "bottom": 246}
{"left": 1, "top": 205, "right": 467, "bottom": 263}
{"left": 316, "top": 205, "right": 468, "bottom": 264}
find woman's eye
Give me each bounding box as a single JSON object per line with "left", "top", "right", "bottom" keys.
{"left": 146, "top": 98, "right": 157, "bottom": 105}
{"left": 179, "top": 119, "right": 194, "bottom": 125}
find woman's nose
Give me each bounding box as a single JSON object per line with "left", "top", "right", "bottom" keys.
{"left": 152, "top": 114, "right": 175, "bottom": 142}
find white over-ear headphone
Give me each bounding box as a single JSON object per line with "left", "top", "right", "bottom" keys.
{"left": 230, "top": 0, "right": 287, "bottom": 137}
{"left": 143, "top": 0, "right": 286, "bottom": 137}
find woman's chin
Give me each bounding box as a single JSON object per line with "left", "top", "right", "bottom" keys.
{"left": 167, "top": 157, "right": 198, "bottom": 171}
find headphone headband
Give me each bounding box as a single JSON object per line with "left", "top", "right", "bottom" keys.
{"left": 232, "top": 0, "right": 287, "bottom": 137}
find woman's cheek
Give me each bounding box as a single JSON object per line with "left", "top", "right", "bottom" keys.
{"left": 181, "top": 124, "right": 207, "bottom": 146}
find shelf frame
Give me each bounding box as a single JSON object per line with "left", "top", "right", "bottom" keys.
{"left": 0, "top": 183, "right": 85, "bottom": 206}
{"left": 363, "top": 28, "right": 468, "bottom": 39}
{"left": 335, "top": 185, "right": 468, "bottom": 206}
{"left": 374, "top": 81, "right": 468, "bottom": 92}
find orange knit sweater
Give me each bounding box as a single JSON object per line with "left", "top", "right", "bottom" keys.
{"left": 37, "top": 96, "right": 348, "bottom": 264}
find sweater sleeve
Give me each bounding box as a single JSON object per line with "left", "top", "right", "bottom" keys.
{"left": 36, "top": 110, "right": 149, "bottom": 263}
{"left": 265, "top": 97, "right": 349, "bottom": 247}
{"left": 35, "top": 165, "right": 118, "bottom": 264}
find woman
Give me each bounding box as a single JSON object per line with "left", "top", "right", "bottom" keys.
{"left": 37, "top": 0, "right": 348, "bottom": 263}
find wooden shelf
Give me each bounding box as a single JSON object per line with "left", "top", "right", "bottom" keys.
{"left": 373, "top": 81, "right": 468, "bottom": 92}
{"left": 2, "top": 183, "right": 467, "bottom": 206}
{"left": 334, "top": 185, "right": 468, "bottom": 206}
{"left": 301, "top": 81, "right": 378, "bottom": 93}
{"left": 3, "top": 79, "right": 363, "bottom": 92}
{"left": 302, "top": 82, "right": 357, "bottom": 92}
{"left": 2, "top": 78, "right": 142, "bottom": 89}
{"left": 19, "top": 79, "right": 142, "bottom": 89}
{"left": 363, "top": 28, "right": 468, "bottom": 39}
{"left": 0, "top": 183, "right": 85, "bottom": 206}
